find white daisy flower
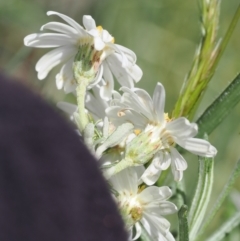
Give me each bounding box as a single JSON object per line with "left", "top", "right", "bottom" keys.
{"left": 106, "top": 82, "right": 217, "bottom": 183}
{"left": 24, "top": 11, "right": 142, "bottom": 98}
{"left": 110, "top": 167, "right": 177, "bottom": 241}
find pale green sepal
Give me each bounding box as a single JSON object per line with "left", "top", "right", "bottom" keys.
{"left": 205, "top": 211, "right": 240, "bottom": 241}
{"left": 189, "top": 154, "right": 214, "bottom": 240}
{"left": 196, "top": 159, "right": 240, "bottom": 239}
{"left": 96, "top": 123, "right": 134, "bottom": 158}
{"left": 178, "top": 205, "right": 189, "bottom": 241}
{"left": 125, "top": 130, "right": 160, "bottom": 166}
{"left": 197, "top": 73, "right": 240, "bottom": 138}
{"left": 73, "top": 43, "right": 100, "bottom": 85}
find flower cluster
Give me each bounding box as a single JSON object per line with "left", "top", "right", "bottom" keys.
{"left": 24, "top": 11, "right": 142, "bottom": 98}
{"left": 24, "top": 11, "right": 217, "bottom": 241}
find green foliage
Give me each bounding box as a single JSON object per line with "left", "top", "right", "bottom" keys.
{"left": 197, "top": 73, "right": 240, "bottom": 138}
{"left": 178, "top": 205, "right": 189, "bottom": 241}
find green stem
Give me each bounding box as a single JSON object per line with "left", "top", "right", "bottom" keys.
{"left": 103, "top": 158, "right": 133, "bottom": 179}
{"left": 76, "top": 81, "right": 89, "bottom": 133}
{"left": 178, "top": 205, "right": 189, "bottom": 241}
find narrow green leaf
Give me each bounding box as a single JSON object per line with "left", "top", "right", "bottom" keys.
{"left": 196, "top": 159, "right": 240, "bottom": 239}
{"left": 189, "top": 154, "right": 214, "bottom": 240}
{"left": 178, "top": 205, "right": 189, "bottom": 241}
{"left": 188, "top": 154, "right": 205, "bottom": 226}
{"left": 205, "top": 211, "right": 240, "bottom": 241}
{"left": 197, "top": 73, "right": 240, "bottom": 138}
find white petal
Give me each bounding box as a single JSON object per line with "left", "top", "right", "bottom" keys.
{"left": 112, "top": 90, "right": 121, "bottom": 100}
{"left": 120, "top": 87, "right": 154, "bottom": 121}
{"left": 106, "top": 54, "right": 134, "bottom": 88}
{"left": 87, "top": 64, "right": 104, "bottom": 89}
{"left": 153, "top": 82, "right": 165, "bottom": 123}
{"left": 170, "top": 151, "right": 185, "bottom": 182}
{"left": 141, "top": 164, "right": 161, "bottom": 185}
{"left": 99, "top": 63, "right": 114, "bottom": 100}
{"left": 115, "top": 44, "right": 137, "bottom": 63}
{"left": 166, "top": 232, "right": 175, "bottom": 241}
{"left": 153, "top": 151, "right": 171, "bottom": 170}
{"left": 82, "top": 15, "right": 96, "bottom": 30}
{"left": 166, "top": 117, "right": 198, "bottom": 139}
{"left": 145, "top": 202, "right": 178, "bottom": 216}
{"left": 170, "top": 148, "right": 188, "bottom": 171}
{"left": 47, "top": 11, "right": 85, "bottom": 34}
{"left": 106, "top": 106, "right": 148, "bottom": 129}
{"left": 40, "top": 22, "right": 78, "bottom": 35}
{"left": 110, "top": 167, "right": 138, "bottom": 195}
{"left": 87, "top": 28, "right": 100, "bottom": 37}
{"left": 94, "top": 36, "right": 105, "bottom": 51}
{"left": 63, "top": 78, "right": 77, "bottom": 93}
{"left": 126, "top": 63, "right": 143, "bottom": 82}
{"left": 171, "top": 168, "right": 183, "bottom": 182}
{"left": 141, "top": 213, "right": 170, "bottom": 238}
{"left": 86, "top": 85, "right": 108, "bottom": 119}
{"left": 138, "top": 186, "right": 172, "bottom": 203}
{"left": 36, "top": 46, "right": 76, "bottom": 80}
{"left": 108, "top": 43, "right": 129, "bottom": 68}
{"left": 176, "top": 138, "right": 217, "bottom": 157}
{"left": 55, "top": 57, "right": 75, "bottom": 90}
{"left": 102, "top": 29, "right": 113, "bottom": 43}
{"left": 24, "top": 33, "right": 75, "bottom": 48}
{"left": 133, "top": 88, "right": 155, "bottom": 118}
{"left": 132, "top": 222, "right": 142, "bottom": 240}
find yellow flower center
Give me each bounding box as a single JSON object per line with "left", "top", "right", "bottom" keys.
{"left": 130, "top": 206, "right": 143, "bottom": 222}
{"left": 96, "top": 25, "right": 103, "bottom": 32}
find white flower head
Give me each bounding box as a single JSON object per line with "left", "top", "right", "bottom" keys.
{"left": 106, "top": 82, "right": 217, "bottom": 183}
{"left": 24, "top": 11, "right": 142, "bottom": 98}
{"left": 110, "top": 167, "right": 177, "bottom": 241}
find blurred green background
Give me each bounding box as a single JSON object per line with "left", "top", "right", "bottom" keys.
{"left": 1, "top": 0, "right": 240, "bottom": 239}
